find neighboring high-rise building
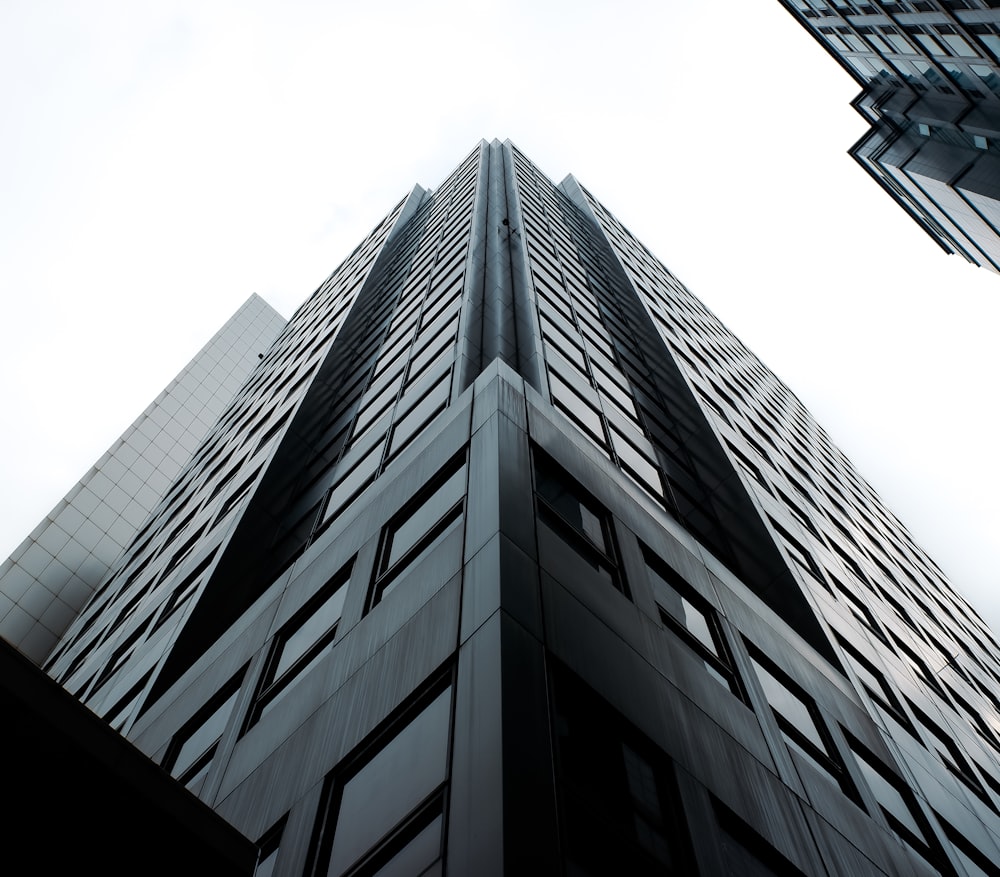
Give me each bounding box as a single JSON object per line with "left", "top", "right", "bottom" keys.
{"left": 0, "top": 293, "right": 286, "bottom": 663}
{"left": 38, "top": 141, "right": 1000, "bottom": 875}
{"left": 779, "top": 1, "right": 1000, "bottom": 274}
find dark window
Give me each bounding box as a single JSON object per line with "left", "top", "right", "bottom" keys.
{"left": 163, "top": 668, "right": 245, "bottom": 788}
{"left": 256, "top": 818, "right": 287, "bottom": 877}
{"left": 907, "top": 699, "right": 997, "bottom": 813}
{"left": 726, "top": 442, "right": 771, "bottom": 493}
{"left": 534, "top": 450, "right": 625, "bottom": 597}
{"left": 644, "top": 548, "right": 744, "bottom": 701}
{"left": 368, "top": 454, "right": 467, "bottom": 610}
{"left": 310, "top": 673, "right": 453, "bottom": 877}
{"left": 835, "top": 636, "right": 910, "bottom": 729}
{"left": 768, "top": 519, "right": 826, "bottom": 586}
{"left": 103, "top": 668, "right": 154, "bottom": 732}
{"left": 551, "top": 664, "right": 697, "bottom": 875}
{"left": 940, "top": 815, "right": 1000, "bottom": 877}
{"left": 713, "top": 799, "right": 807, "bottom": 876}
{"left": 829, "top": 574, "right": 886, "bottom": 641}
{"left": 750, "top": 649, "right": 855, "bottom": 799}
{"left": 850, "top": 740, "right": 942, "bottom": 866}
{"left": 246, "top": 562, "right": 352, "bottom": 729}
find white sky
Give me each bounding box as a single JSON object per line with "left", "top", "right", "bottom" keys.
{"left": 2, "top": 1, "right": 998, "bottom": 634}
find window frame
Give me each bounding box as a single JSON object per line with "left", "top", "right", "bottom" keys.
{"left": 643, "top": 546, "right": 745, "bottom": 703}
{"left": 308, "top": 669, "right": 454, "bottom": 877}
{"left": 749, "top": 647, "right": 857, "bottom": 800}
{"left": 244, "top": 561, "right": 353, "bottom": 731}
{"left": 162, "top": 667, "right": 246, "bottom": 788}
{"left": 366, "top": 453, "right": 468, "bottom": 612}
{"left": 533, "top": 448, "right": 626, "bottom": 598}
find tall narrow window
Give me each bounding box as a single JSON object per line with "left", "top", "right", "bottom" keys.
{"left": 246, "top": 561, "right": 352, "bottom": 729}
{"left": 368, "top": 454, "right": 467, "bottom": 611}
{"left": 551, "top": 664, "right": 697, "bottom": 875}
{"left": 835, "top": 635, "right": 910, "bottom": 730}
{"left": 163, "top": 668, "right": 245, "bottom": 789}
{"left": 255, "top": 818, "right": 287, "bottom": 877}
{"left": 850, "top": 740, "right": 943, "bottom": 867}
{"left": 534, "top": 449, "right": 625, "bottom": 597}
{"left": 749, "top": 649, "right": 855, "bottom": 799}
{"left": 310, "top": 673, "right": 453, "bottom": 877}
{"left": 644, "top": 546, "right": 744, "bottom": 701}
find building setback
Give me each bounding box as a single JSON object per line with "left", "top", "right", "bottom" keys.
{"left": 42, "top": 141, "right": 1000, "bottom": 875}
{"left": 0, "top": 293, "right": 286, "bottom": 663}
{"left": 779, "top": 1, "right": 1000, "bottom": 275}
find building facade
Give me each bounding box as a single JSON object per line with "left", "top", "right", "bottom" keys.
{"left": 0, "top": 293, "right": 286, "bottom": 663}
{"left": 779, "top": 1, "right": 1000, "bottom": 273}
{"left": 42, "top": 141, "right": 1000, "bottom": 875}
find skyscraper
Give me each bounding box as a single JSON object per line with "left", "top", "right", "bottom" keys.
{"left": 40, "top": 141, "right": 1000, "bottom": 875}
{"left": 779, "top": 1, "right": 1000, "bottom": 274}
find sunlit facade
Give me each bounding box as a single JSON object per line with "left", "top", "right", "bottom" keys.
{"left": 780, "top": 0, "right": 1000, "bottom": 274}
{"left": 42, "top": 141, "right": 1000, "bottom": 875}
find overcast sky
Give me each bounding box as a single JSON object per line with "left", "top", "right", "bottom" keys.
{"left": 2, "top": 0, "right": 998, "bottom": 634}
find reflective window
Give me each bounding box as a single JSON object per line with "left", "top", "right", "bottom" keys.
{"left": 369, "top": 455, "right": 467, "bottom": 609}
{"left": 314, "top": 677, "right": 453, "bottom": 877}
{"left": 851, "top": 742, "right": 937, "bottom": 859}
{"left": 836, "top": 636, "right": 908, "bottom": 728}
{"left": 164, "top": 669, "right": 244, "bottom": 788}
{"left": 750, "top": 650, "right": 853, "bottom": 797}
{"left": 644, "top": 548, "right": 743, "bottom": 700}
{"left": 534, "top": 450, "right": 624, "bottom": 596}
{"left": 388, "top": 370, "right": 452, "bottom": 457}
{"left": 768, "top": 519, "right": 825, "bottom": 585}
{"left": 247, "top": 562, "right": 352, "bottom": 728}
{"left": 256, "top": 818, "right": 286, "bottom": 877}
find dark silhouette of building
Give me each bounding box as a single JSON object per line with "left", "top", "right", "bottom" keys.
{"left": 35, "top": 141, "right": 1000, "bottom": 874}
{"left": 779, "top": 1, "right": 1000, "bottom": 274}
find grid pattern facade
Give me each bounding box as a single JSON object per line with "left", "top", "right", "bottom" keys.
{"left": 0, "top": 294, "right": 285, "bottom": 664}
{"left": 780, "top": 0, "right": 1000, "bottom": 273}
{"left": 42, "top": 142, "right": 1000, "bottom": 875}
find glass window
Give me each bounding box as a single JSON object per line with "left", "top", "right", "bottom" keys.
{"left": 769, "top": 519, "right": 826, "bottom": 586}
{"left": 387, "top": 370, "right": 452, "bottom": 458}
{"left": 750, "top": 650, "right": 853, "bottom": 796}
{"left": 255, "top": 818, "right": 286, "bottom": 877}
{"left": 644, "top": 548, "right": 743, "bottom": 701}
{"left": 548, "top": 367, "right": 607, "bottom": 447}
{"left": 551, "top": 664, "right": 696, "bottom": 876}
{"left": 534, "top": 450, "right": 624, "bottom": 596}
{"left": 314, "top": 677, "right": 453, "bottom": 877}
{"left": 851, "top": 742, "right": 936, "bottom": 857}
{"left": 369, "top": 455, "right": 467, "bottom": 609}
{"left": 246, "top": 563, "right": 352, "bottom": 728}
{"left": 164, "top": 669, "right": 244, "bottom": 788}
{"left": 836, "top": 636, "right": 908, "bottom": 727}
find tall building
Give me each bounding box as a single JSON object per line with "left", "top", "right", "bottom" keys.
{"left": 38, "top": 141, "right": 1000, "bottom": 875}
{"left": 0, "top": 293, "right": 286, "bottom": 663}
{"left": 779, "top": 1, "right": 1000, "bottom": 274}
